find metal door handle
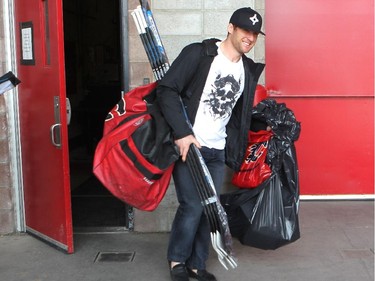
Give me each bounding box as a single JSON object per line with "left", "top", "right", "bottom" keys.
{"left": 50, "top": 123, "right": 62, "bottom": 148}
{"left": 66, "top": 98, "right": 71, "bottom": 125}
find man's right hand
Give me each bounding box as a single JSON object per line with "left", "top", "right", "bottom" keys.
{"left": 174, "top": 135, "right": 201, "bottom": 162}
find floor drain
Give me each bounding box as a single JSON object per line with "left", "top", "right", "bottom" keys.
{"left": 94, "top": 251, "right": 136, "bottom": 262}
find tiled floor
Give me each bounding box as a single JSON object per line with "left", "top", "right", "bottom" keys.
{"left": 0, "top": 201, "right": 373, "bottom": 281}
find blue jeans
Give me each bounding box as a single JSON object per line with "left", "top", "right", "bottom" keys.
{"left": 167, "top": 146, "right": 225, "bottom": 270}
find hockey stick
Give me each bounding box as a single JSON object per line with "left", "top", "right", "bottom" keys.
{"left": 185, "top": 152, "right": 218, "bottom": 233}
{"left": 139, "top": 0, "right": 170, "bottom": 73}
{"left": 186, "top": 146, "right": 235, "bottom": 270}
{"left": 131, "top": 9, "right": 160, "bottom": 80}
{"left": 180, "top": 97, "right": 237, "bottom": 268}
{"left": 132, "top": 6, "right": 165, "bottom": 80}
{"left": 186, "top": 147, "right": 233, "bottom": 270}
{"left": 135, "top": 6, "right": 167, "bottom": 77}
{"left": 187, "top": 144, "right": 237, "bottom": 269}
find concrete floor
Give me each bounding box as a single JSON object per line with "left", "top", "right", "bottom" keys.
{"left": 0, "top": 201, "right": 373, "bottom": 281}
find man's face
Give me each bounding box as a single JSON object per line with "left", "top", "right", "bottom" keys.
{"left": 229, "top": 24, "right": 258, "bottom": 54}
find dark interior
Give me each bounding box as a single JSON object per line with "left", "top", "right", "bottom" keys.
{"left": 63, "top": 0, "right": 129, "bottom": 230}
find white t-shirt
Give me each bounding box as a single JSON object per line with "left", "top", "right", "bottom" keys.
{"left": 193, "top": 42, "right": 245, "bottom": 149}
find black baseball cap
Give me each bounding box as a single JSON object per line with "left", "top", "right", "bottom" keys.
{"left": 229, "top": 7, "right": 265, "bottom": 35}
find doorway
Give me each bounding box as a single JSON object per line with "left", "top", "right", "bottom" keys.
{"left": 63, "top": 0, "right": 129, "bottom": 231}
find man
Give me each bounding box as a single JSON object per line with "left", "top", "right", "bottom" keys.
{"left": 156, "top": 7, "right": 266, "bottom": 281}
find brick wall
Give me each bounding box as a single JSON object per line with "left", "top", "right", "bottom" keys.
{"left": 128, "top": 0, "right": 265, "bottom": 88}
{"left": 129, "top": 0, "right": 266, "bottom": 232}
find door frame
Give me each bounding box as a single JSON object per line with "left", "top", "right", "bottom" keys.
{"left": 4, "top": 0, "right": 25, "bottom": 232}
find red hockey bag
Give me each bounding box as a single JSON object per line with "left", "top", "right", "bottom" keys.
{"left": 232, "top": 130, "right": 273, "bottom": 188}
{"left": 93, "top": 82, "right": 179, "bottom": 211}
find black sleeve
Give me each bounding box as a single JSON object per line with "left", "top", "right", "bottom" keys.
{"left": 156, "top": 85, "right": 192, "bottom": 139}
{"left": 156, "top": 43, "right": 203, "bottom": 139}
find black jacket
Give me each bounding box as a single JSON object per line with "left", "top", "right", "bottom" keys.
{"left": 156, "top": 38, "right": 265, "bottom": 171}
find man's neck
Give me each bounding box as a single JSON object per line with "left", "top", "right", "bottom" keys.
{"left": 219, "top": 39, "right": 242, "bottom": 63}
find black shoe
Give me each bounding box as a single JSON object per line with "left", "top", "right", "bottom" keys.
{"left": 187, "top": 268, "right": 217, "bottom": 281}
{"left": 170, "top": 263, "right": 189, "bottom": 281}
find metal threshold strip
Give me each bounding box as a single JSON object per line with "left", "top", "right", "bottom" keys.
{"left": 73, "top": 227, "right": 129, "bottom": 234}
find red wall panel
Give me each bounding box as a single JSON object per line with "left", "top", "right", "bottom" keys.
{"left": 275, "top": 97, "right": 374, "bottom": 195}
{"left": 266, "top": 0, "right": 374, "bottom": 195}
{"left": 266, "top": 0, "right": 374, "bottom": 96}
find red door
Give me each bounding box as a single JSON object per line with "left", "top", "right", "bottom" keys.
{"left": 265, "top": 0, "right": 374, "bottom": 195}
{"left": 15, "top": 0, "right": 73, "bottom": 252}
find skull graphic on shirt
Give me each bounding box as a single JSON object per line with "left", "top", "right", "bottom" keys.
{"left": 203, "top": 73, "right": 242, "bottom": 120}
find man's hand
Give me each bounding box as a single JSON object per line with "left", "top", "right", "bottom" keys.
{"left": 175, "top": 135, "right": 201, "bottom": 162}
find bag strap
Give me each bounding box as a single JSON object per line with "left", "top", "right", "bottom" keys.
{"left": 120, "top": 138, "right": 163, "bottom": 180}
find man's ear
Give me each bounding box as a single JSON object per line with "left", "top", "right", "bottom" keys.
{"left": 228, "top": 23, "right": 235, "bottom": 34}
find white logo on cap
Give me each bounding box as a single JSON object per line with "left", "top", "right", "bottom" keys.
{"left": 249, "top": 14, "right": 259, "bottom": 26}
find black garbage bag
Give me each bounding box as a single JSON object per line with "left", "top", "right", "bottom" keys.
{"left": 252, "top": 99, "right": 301, "bottom": 166}
{"left": 222, "top": 145, "right": 300, "bottom": 249}
{"left": 221, "top": 99, "right": 301, "bottom": 250}
{"left": 221, "top": 180, "right": 267, "bottom": 239}
{"left": 241, "top": 145, "right": 300, "bottom": 250}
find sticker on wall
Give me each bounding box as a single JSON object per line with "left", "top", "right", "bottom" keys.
{"left": 20, "top": 21, "right": 35, "bottom": 65}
